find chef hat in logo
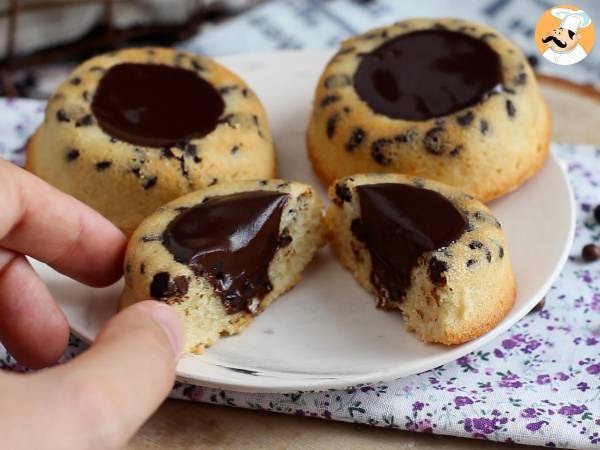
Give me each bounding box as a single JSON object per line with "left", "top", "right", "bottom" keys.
{"left": 551, "top": 8, "right": 592, "bottom": 33}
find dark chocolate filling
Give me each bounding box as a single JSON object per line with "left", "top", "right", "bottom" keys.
{"left": 162, "top": 191, "right": 289, "bottom": 314}
{"left": 91, "top": 63, "right": 224, "bottom": 147}
{"left": 353, "top": 183, "right": 467, "bottom": 303}
{"left": 353, "top": 30, "right": 503, "bottom": 121}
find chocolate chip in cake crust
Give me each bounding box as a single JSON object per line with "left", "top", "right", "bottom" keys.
{"left": 515, "top": 72, "right": 527, "bottom": 85}
{"left": 456, "top": 111, "right": 474, "bottom": 126}
{"left": 70, "top": 77, "right": 82, "bottom": 86}
{"left": 65, "top": 148, "right": 80, "bottom": 162}
{"left": 150, "top": 272, "right": 171, "bottom": 299}
{"left": 346, "top": 128, "right": 366, "bottom": 151}
{"left": 326, "top": 114, "right": 339, "bottom": 139}
{"left": 335, "top": 182, "right": 352, "bottom": 203}
{"left": 466, "top": 258, "right": 477, "bottom": 267}
{"left": 371, "top": 138, "right": 394, "bottom": 165}
{"left": 479, "top": 119, "right": 490, "bottom": 135}
{"left": 423, "top": 127, "right": 445, "bottom": 155}
{"left": 231, "top": 145, "right": 240, "bottom": 155}
{"left": 75, "top": 114, "right": 95, "bottom": 127}
{"left": 449, "top": 145, "right": 463, "bottom": 157}
{"left": 277, "top": 232, "right": 293, "bottom": 248}
{"left": 428, "top": 257, "right": 448, "bottom": 286}
{"left": 56, "top": 109, "right": 70, "bottom": 123}
{"left": 320, "top": 94, "right": 341, "bottom": 107}
{"left": 143, "top": 176, "right": 157, "bottom": 190}
{"left": 506, "top": 100, "right": 516, "bottom": 118}
{"left": 95, "top": 161, "right": 112, "bottom": 171}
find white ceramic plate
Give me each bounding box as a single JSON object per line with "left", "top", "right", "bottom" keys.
{"left": 32, "top": 51, "right": 575, "bottom": 393}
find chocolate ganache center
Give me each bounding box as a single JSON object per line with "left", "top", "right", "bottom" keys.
{"left": 353, "top": 30, "right": 503, "bottom": 121}
{"left": 353, "top": 184, "right": 467, "bottom": 303}
{"left": 163, "top": 191, "right": 289, "bottom": 314}
{"left": 91, "top": 63, "right": 224, "bottom": 147}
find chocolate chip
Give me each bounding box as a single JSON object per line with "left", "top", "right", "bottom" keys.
{"left": 335, "top": 183, "right": 352, "bottom": 203}
{"left": 351, "top": 218, "right": 366, "bottom": 242}
{"left": 252, "top": 115, "right": 264, "bottom": 138}
{"left": 498, "top": 245, "right": 504, "bottom": 258}
{"left": 174, "top": 276, "right": 189, "bottom": 295}
{"left": 515, "top": 72, "right": 527, "bottom": 85}
{"left": 506, "top": 100, "right": 516, "bottom": 118}
{"left": 143, "top": 176, "right": 157, "bottom": 190}
{"left": 75, "top": 114, "right": 94, "bottom": 127}
{"left": 218, "top": 85, "right": 238, "bottom": 95}
{"left": 485, "top": 248, "right": 492, "bottom": 263}
{"left": 594, "top": 204, "right": 600, "bottom": 223}
{"left": 162, "top": 148, "right": 175, "bottom": 158}
{"left": 259, "top": 180, "right": 268, "bottom": 186}
{"left": 433, "top": 23, "right": 447, "bottom": 30}
{"left": 130, "top": 167, "right": 141, "bottom": 176}
{"left": 277, "top": 181, "right": 291, "bottom": 188}
{"left": 179, "top": 158, "right": 189, "bottom": 178}
{"left": 346, "top": 128, "right": 366, "bottom": 151}
{"left": 175, "top": 206, "right": 190, "bottom": 212}
{"left": 193, "top": 156, "right": 202, "bottom": 163}
{"left": 125, "top": 264, "right": 131, "bottom": 273}
{"left": 449, "top": 145, "right": 463, "bottom": 157}
{"left": 466, "top": 258, "right": 477, "bottom": 267}
{"left": 218, "top": 114, "right": 235, "bottom": 127}
{"left": 326, "top": 114, "right": 339, "bottom": 139}
{"left": 231, "top": 145, "right": 240, "bottom": 155}
{"left": 141, "top": 235, "right": 160, "bottom": 242}
{"left": 343, "top": 106, "right": 351, "bottom": 114}
{"left": 502, "top": 86, "right": 516, "bottom": 95}
{"left": 456, "top": 111, "right": 474, "bottom": 126}
{"left": 479, "top": 119, "right": 489, "bottom": 135}
{"left": 469, "top": 240, "right": 483, "bottom": 249}
{"left": 324, "top": 74, "right": 351, "bottom": 89}
{"left": 582, "top": 244, "right": 600, "bottom": 262}
{"left": 242, "top": 88, "right": 249, "bottom": 97}
{"left": 110, "top": 136, "right": 119, "bottom": 143}
{"left": 338, "top": 46, "right": 356, "bottom": 55}
{"left": 191, "top": 59, "right": 205, "bottom": 71}
{"left": 423, "top": 127, "right": 445, "bottom": 155}
{"left": 70, "top": 77, "right": 82, "bottom": 86}
{"left": 527, "top": 55, "right": 539, "bottom": 69}
{"left": 150, "top": 272, "right": 171, "bottom": 299}
{"left": 147, "top": 49, "right": 156, "bottom": 55}
{"left": 82, "top": 90, "right": 92, "bottom": 102}
{"left": 320, "top": 95, "right": 341, "bottom": 107}
{"left": 89, "top": 66, "right": 105, "bottom": 73}
{"left": 428, "top": 257, "right": 448, "bottom": 286}
{"left": 530, "top": 298, "right": 545, "bottom": 313}
{"left": 95, "top": 161, "right": 112, "bottom": 171}
{"left": 140, "top": 263, "right": 145, "bottom": 274}
{"left": 480, "top": 32, "right": 497, "bottom": 40}
{"left": 371, "top": 138, "right": 393, "bottom": 165}
{"left": 56, "top": 109, "right": 70, "bottom": 123}
{"left": 184, "top": 143, "right": 197, "bottom": 157}
{"left": 278, "top": 233, "right": 293, "bottom": 248}
{"left": 394, "top": 130, "right": 417, "bottom": 144}
{"left": 209, "top": 178, "right": 218, "bottom": 186}
{"left": 66, "top": 149, "right": 80, "bottom": 162}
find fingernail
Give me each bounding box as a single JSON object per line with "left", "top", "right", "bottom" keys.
{"left": 151, "top": 304, "right": 184, "bottom": 359}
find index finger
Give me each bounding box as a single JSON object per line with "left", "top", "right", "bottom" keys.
{"left": 0, "top": 158, "right": 126, "bottom": 286}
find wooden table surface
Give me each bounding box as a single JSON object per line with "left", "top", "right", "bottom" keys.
{"left": 128, "top": 77, "right": 600, "bottom": 450}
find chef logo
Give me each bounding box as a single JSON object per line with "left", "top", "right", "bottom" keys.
{"left": 535, "top": 5, "right": 595, "bottom": 66}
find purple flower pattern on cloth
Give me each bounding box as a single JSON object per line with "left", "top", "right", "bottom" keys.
{"left": 0, "top": 99, "right": 599, "bottom": 449}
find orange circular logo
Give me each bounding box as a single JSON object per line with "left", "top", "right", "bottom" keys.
{"left": 534, "top": 5, "right": 595, "bottom": 65}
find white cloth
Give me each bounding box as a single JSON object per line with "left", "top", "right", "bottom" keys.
{"left": 543, "top": 43, "right": 588, "bottom": 65}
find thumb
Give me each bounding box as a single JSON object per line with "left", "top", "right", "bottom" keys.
{"left": 18, "top": 301, "right": 184, "bottom": 450}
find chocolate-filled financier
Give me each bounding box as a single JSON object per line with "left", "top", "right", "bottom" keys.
{"left": 27, "top": 47, "right": 276, "bottom": 235}
{"left": 120, "top": 179, "right": 325, "bottom": 353}
{"left": 308, "top": 18, "right": 550, "bottom": 202}
{"left": 327, "top": 174, "right": 515, "bottom": 345}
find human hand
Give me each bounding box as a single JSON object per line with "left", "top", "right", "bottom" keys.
{"left": 0, "top": 158, "right": 183, "bottom": 449}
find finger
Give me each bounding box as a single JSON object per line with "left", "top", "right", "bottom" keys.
{"left": 0, "top": 159, "right": 126, "bottom": 287}
{"left": 0, "top": 248, "right": 69, "bottom": 368}
{"left": 17, "top": 301, "right": 183, "bottom": 449}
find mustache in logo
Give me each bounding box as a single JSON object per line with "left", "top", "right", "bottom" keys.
{"left": 542, "top": 35, "right": 567, "bottom": 48}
